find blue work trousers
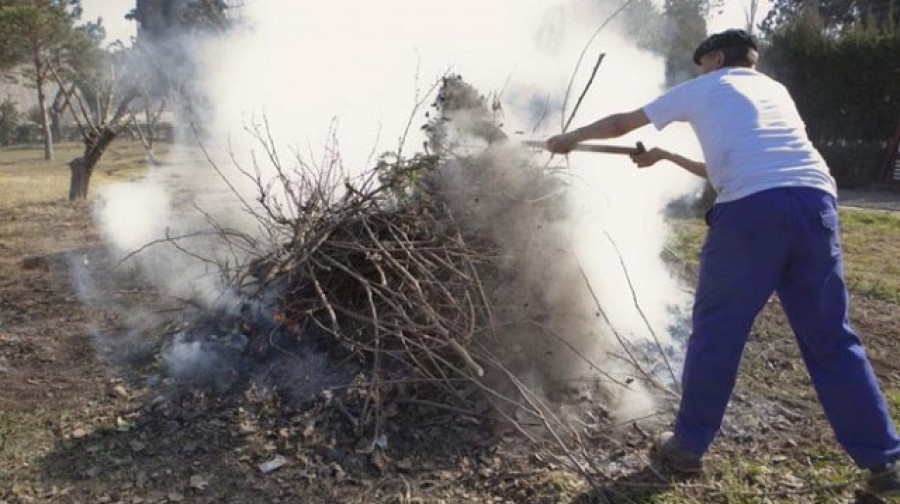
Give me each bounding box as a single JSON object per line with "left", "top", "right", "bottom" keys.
{"left": 674, "top": 187, "right": 900, "bottom": 469}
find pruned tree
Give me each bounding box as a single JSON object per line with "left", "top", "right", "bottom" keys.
{"left": 54, "top": 43, "right": 144, "bottom": 200}
{"left": 0, "top": 0, "right": 103, "bottom": 159}
{"left": 130, "top": 85, "right": 167, "bottom": 163}
{"left": 48, "top": 16, "right": 104, "bottom": 141}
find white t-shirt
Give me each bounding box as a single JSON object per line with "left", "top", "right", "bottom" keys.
{"left": 643, "top": 67, "right": 837, "bottom": 203}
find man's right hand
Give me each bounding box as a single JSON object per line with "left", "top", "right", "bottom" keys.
{"left": 546, "top": 132, "right": 579, "bottom": 154}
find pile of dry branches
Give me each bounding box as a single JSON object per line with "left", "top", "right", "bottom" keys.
{"left": 196, "top": 76, "right": 566, "bottom": 414}
{"left": 184, "top": 76, "right": 677, "bottom": 472}
{"left": 241, "top": 146, "right": 497, "bottom": 397}
{"left": 219, "top": 78, "right": 541, "bottom": 398}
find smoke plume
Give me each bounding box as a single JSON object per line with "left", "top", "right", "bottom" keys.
{"left": 88, "top": 0, "right": 705, "bottom": 421}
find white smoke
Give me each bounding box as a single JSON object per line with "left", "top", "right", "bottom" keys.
{"left": 97, "top": 182, "right": 170, "bottom": 252}
{"left": 93, "top": 0, "right": 706, "bottom": 421}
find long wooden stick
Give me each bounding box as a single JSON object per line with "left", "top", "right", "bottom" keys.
{"left": 522, "top": 140, "right": 645, "bottom": 155}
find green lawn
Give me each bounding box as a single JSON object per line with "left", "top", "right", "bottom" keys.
{"left": 666, "top": 208, "right": 900, "bottom": 304}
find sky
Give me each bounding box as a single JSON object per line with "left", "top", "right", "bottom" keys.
{"left": 80, "top": 0, "right": 137, "bottom": 44}
{"left": 81, "top": 0, "right": 774, "bottom": 47}
{"left": 708, "top": 0, "right": 776, "bottom": 32}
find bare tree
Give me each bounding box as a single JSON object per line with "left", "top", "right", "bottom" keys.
{"left": 66, "top": 92, "right": 138, "bottom": 200}
{"left": 51, "top": 45, "right": 143, "bottom": 200}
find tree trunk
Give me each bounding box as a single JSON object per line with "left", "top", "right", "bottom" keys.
{"left": 68, "top": 127, "right": 117, "bottom": 201}
{"left": 744, "top": 0, "right": 760, "bottom": 34}
{"left": 144, "top": 97, "right": 155, "bottom": 153}
{"left": 66, "top": 90, "right": 138, "bottom": 200}
{"left": 36, "top": 76, "right": 54, "bottom": 160}
{"left": 50, "top": 108, "right": 61, "bottom": 141}
{"left": 68, "top": 158, "right": 88, "bottom": 201}
{"left": 32, "top": 45, "right": 54, "bottom": 160}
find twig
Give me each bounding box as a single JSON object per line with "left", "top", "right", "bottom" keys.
{"left": 602, "top": 230, "right": 680, "bottom": 390}
{"left": 561, "top": 0, "right": 637, "bottom": 132}
{"left": 571, "top": 244, "right": 679, "bottom": 398}
{"left": 564, "top": 53, "right": 606, "bottom": 133}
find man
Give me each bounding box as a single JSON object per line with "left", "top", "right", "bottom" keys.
{"left": 546, "top": 29, "right": 900, "bottom": 496}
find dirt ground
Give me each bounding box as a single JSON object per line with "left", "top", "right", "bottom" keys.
{"left": 2, "top": 189, "right": 900, "bottom": 503}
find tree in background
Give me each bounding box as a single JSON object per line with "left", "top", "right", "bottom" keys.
{"left": 618, "top": 0, "right": 723, "bottom": 86}
{"left": 0, "top": 0, "right": 103, "bottom": 160}
{"left": 743, "top": 0, "right": 764, "bottom": 33}
{"left": 48, "top": 16, "right": 105, "bottom": 141}
{"left": 761, "top": 0, "right": 899, "bottom": 34}
{"left": 0, "top": 97, "right": 20, "bottom": 145}
{"left": 57, "top": 0, "right": 238, "bottom": 200}
{"left": 619, "top": 0, "right": 669, "bottom": 54}
{"left": 661, "top": 0, "right": 725, "bottom": 85}
{"left": 760, "top": 5, "right": 900, "bottom": 186}
{"left": 59, "top": 43, "right": 145, "bottom": 200}
{"left": 615, "top": 0, "right": 724, "bottom": 211}
{"left": 619, "top": 0, "right": 898, "bottom": 187}
{"left": 128, "top": 0, "right": 232, "bottom": 37}
{"left": 126, "top": 0, "right": 236, "bottom": 133}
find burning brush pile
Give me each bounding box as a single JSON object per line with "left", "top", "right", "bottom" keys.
{"left": 158, "top": 75, "right": 674, "bottom": 451}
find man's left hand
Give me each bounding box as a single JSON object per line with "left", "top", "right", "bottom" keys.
{"left": 631, "top": 147, "right": 667, "bottom": 168}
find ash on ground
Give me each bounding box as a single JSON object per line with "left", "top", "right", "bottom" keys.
{"left": 161, "top": 302, "right": 359, "bottom": 405}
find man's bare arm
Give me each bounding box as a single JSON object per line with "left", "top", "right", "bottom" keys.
{"left": 546, "top": 109, "right": 651, "bottom": 154}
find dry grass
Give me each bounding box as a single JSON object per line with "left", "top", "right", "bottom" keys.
{"left": 0, "top": 141, "right": 168, "bottom": 209}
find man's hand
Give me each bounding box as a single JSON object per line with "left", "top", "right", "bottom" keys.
{"left": 630, "top": 147, "right": 668, "bottom": 168}
{"left": 631, "top": 147, "right": 709, "bottom": 178}
{"left": 546, "top": 132, "right": 580, "bottom": 154}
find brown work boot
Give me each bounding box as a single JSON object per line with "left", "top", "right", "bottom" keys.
{"left": 653, "top": 431, "right": 703, "bottom": 473}
{"left": 868, "top": 460, "right": 900, "bottom": 498}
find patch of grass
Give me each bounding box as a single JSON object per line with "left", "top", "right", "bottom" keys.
{"left": 0, "top": 412, "right": 50, "bottom": 462}
{"left": 839, "top": 209, "right": 900, "bottom": 304}
{"left": 0, "top": 141, "right": 167, "bottom": 208}
{"left": 647, "top": 452, "right": 858, "bottom": 503}
{"left": 664, "top": 208, "right": 900, "bottom": 305}
{"left": 665, "top": 216, "right": 706, "bottom": 267}
{"left": 646, "top": 494, "right": 695, "bottom": 504}
{"left": 884, "top": 388, "right": 900, "bottom": 419}
{"left": 537, "top": 471, "right": 585, "bottom": 502}
{"left": 1, "top": 404, "right": 116, "bottom": 468}
{"left": 0, "top": 412, "right": 15, "bottom": 452}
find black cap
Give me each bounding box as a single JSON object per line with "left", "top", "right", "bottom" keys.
{"left": 692, "top": 29, "right": 758, "bottom": 65}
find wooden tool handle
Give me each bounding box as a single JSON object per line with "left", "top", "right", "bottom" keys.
{"left": 523, "top": 140, "right": 646, "bottom": 155}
